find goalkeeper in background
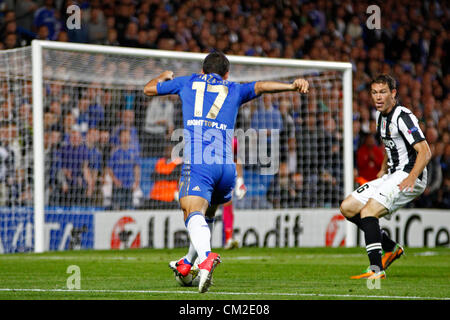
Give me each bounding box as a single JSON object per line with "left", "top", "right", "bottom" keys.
{"left": 144, "top": 51, "right": 309, "bottom": 293}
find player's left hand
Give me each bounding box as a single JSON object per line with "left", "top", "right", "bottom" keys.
{"left": 398, "top": 175, "right": 416, "bottom": 192}
{"left": 235, "top": 177, "right": 247, "bottom": 199}
{"left": 292, "top": 78, "right": 309, "bottom": 93}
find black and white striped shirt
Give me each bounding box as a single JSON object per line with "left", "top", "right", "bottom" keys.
{"left": 376, "top": 105, "right": 427, "bottom": 180}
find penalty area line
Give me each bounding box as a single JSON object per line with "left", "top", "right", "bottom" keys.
{"left": 0, "top": 288, "right": 448, "bottom": 300}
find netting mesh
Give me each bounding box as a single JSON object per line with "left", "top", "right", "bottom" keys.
{"left": 0, "top": 47, "right": 34, "bottom": 252}
{"left": 0, "top": 47, "right": 34, "bottom": 208}
{"left": 1, "top": 47, "right": 346, "bottom": 210}
{"left": 0, "top": 46, "right": 345, "bottom": 251}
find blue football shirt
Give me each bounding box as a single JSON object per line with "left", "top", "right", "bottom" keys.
{"left": 107, "top": 147, "right": 140, "bottom": 189}
{"left": 157, "top": 73, "right": 259, "bottom": 164}
{"left": 86, "top": 145, "right": 102, "bottom": 171}
{"left": 58, "top": 144, "right": 89, "bottom": 186}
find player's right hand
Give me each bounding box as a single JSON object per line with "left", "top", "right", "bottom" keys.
{"left": 160, "top": 70, "right": 174, "bottom": 81}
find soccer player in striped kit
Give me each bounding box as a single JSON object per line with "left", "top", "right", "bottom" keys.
{"left": 340, "top": 74, "right": 431, "bottom": 279}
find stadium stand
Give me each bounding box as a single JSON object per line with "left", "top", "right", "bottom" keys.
{"left": 0, "top": 0, "right": 448, "bottom": 209}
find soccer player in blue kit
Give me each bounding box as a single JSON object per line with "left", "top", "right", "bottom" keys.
{"left": 144, "top": 52, "right": 309, "bottom": 293}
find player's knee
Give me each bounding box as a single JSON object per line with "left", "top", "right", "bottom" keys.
{"left": 339, "top": 202, "right": 348, "bottom": 217}
{"left": 179, "top": 196, "right": 209, "bottom": 220}
{"left": 180, "top": 204, "right": 200, "bottom": 221}
{"left": 340, "top": 198, "right": 355, "bottom": 218}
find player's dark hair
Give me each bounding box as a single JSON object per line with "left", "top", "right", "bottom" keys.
{"left": 202, "top": 51, "right": 230, "bottom": 77}
{"left": 370, "top": 74, "right": 397, "bottom": 92}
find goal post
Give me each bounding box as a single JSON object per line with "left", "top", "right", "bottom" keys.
{"left": 24, "top": 40, "right": 354, "bottom": 252}
{"left": 32, "top": 41, "right": 45, "bottom": 253}
{"left": 342, "top": 67, "right": 356, "bottom": 247}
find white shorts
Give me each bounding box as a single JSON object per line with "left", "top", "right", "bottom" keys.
{"left": 351, "top": 171, "right": 427, "bottom": 216}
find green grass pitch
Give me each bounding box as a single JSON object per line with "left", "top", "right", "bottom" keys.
{"left": 0, "top": 247, "right": 448, "bottom": 300}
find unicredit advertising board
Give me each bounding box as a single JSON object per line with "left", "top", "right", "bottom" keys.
{"left": 93, "top": 209, "right": 450, "bottom": 249}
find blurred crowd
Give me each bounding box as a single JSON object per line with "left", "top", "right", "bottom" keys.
{"left": 0, "top": 0, "right": 448, "bottom": 209}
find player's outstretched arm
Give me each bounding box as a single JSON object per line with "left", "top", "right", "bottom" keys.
{"left": 254, "top": 78, "right": 309, "bottom": 95}
{"left": 143, "top": 70, "right": 174, "bottom": 96}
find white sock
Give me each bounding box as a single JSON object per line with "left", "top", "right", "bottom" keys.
{"left": 185, "top": 212, "right": 211, "bottom": 263}
{"left": 185, "top": 243, "right": 197, "bottom": 265}
{"left": 185, "top": 217, "right": 214, "bottom": 264}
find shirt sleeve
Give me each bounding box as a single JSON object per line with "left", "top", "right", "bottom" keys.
{"left": 156, "top": 76, "right": 190, "bottom": 96}
{"left": 397, "top": 111, "right": 425, "bottom": 146}
{"left": 238, "top": 81, "right": 259, "bottom": 105}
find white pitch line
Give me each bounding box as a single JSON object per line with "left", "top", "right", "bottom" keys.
{"left": 2, "top": 251, "right": 446, "bottom": 261}
{"left": 0, "top": 256, "right": 139, "bottom": 261}
{"left": 0, "top": 288, "right": 448, "bottom": 300}
{"left": 1, "top": 251, "right": 448, "bottom": 261}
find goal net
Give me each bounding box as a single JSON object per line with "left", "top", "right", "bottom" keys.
{"left": 0, "top": 41, "right": 353, "bottom": 253}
